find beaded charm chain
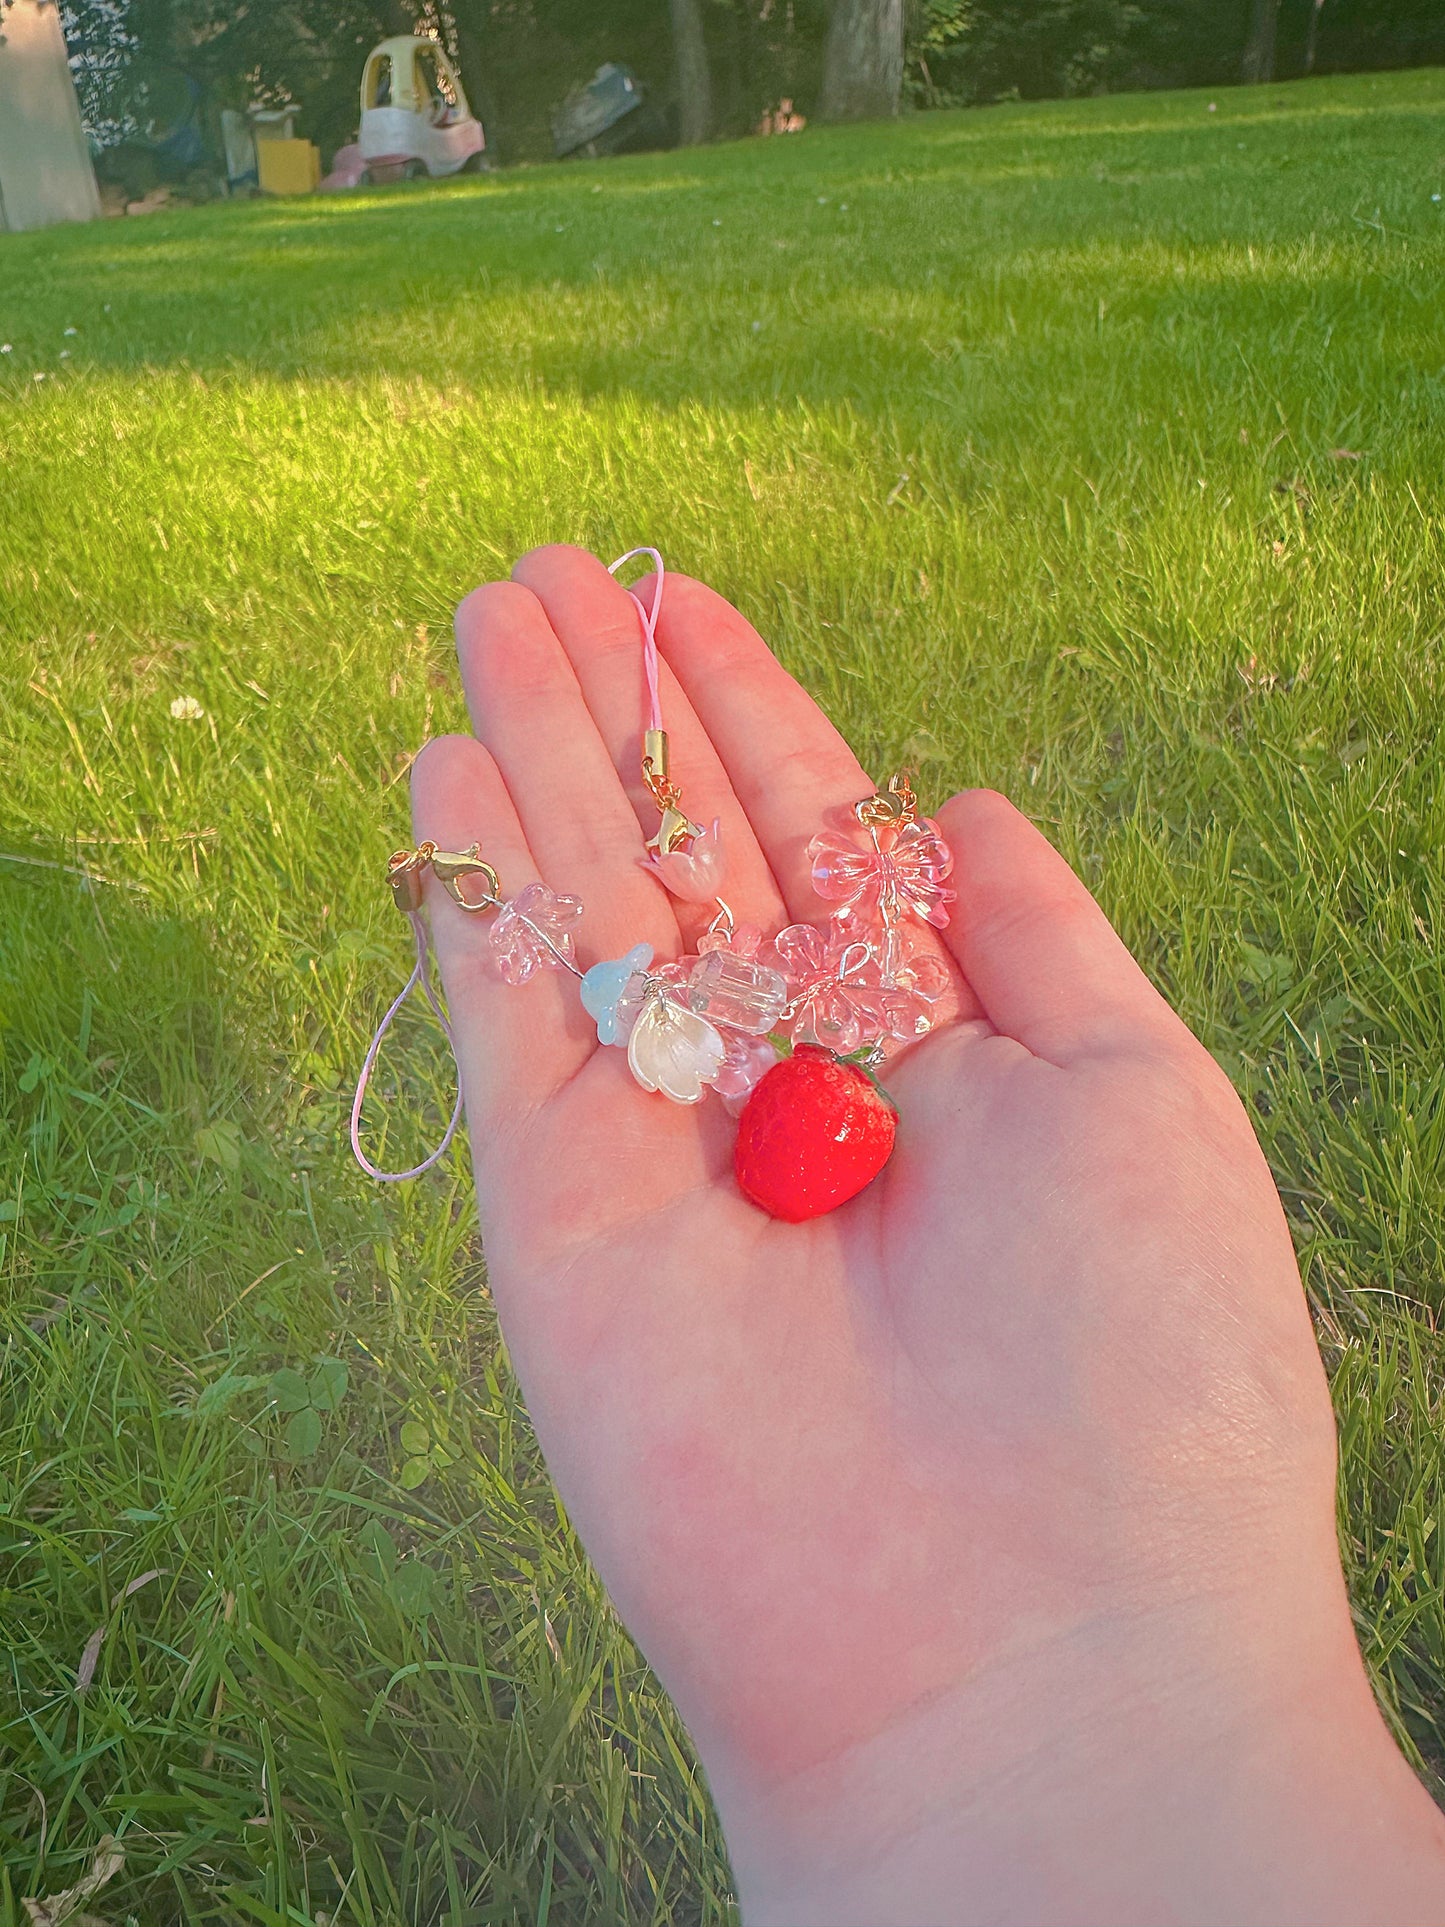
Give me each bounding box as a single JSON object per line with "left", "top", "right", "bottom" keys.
{"left": 351, "top": 550, "right": 956, "bottom": 1218}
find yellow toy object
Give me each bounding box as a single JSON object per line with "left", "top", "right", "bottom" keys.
{"left": 358, "top": 36, "right": 486, "bottom": 182}
{"left": 256, "top": 138, "right": 321, "bottom": 196}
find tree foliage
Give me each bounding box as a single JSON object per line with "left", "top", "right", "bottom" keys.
{"left": 60, "top": 0, "right": 1445, "bottom": 163}
{"left": 909, "top": 0, "right": 1445, "bottom": 106}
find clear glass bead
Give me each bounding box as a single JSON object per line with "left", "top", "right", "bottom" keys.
{"left": 686, "top": 948, "right": 787, "bottom": 1034}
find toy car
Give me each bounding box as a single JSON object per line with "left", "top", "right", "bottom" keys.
{"left": 358, "top": 36, "right": 485, "bottom": 182}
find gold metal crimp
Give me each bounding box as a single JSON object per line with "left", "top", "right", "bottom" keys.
{"left": 387, "top": 841, "right": 435, "bottom": 915}
{"left": 641, "top": 727, "right": 681, "bottom": 811}
{"left": 642, "top": 727, "right": 670, "bottom": 786}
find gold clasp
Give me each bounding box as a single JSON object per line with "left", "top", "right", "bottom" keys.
{"left": 385, "top": 840, "right": 501, "bottom": 915}
{"left": 854, "top": 770, "right": 918, "bottom": 829}
{"left": 642, "top": 726, "right": 700, "bottom": 855}
{"left": 431, "top": 844, "right": 502, "bottom": 911}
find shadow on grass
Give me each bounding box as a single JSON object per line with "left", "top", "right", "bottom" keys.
{"left": 0, "top": 72, "right": 1441, "bottom": 428}
{"left": 0, "top": 859, "right": 730, "bottom": 1924}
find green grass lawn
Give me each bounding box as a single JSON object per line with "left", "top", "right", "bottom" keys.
{"left": 3, "top": 62, "right": 1445, "bottom": 1923}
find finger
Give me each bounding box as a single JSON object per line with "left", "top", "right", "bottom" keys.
{"left": 454, "top": 578, "right": 679, "bottom": 963}
{"left": 934, "top": 789, "right": 1192, "bottom": 1065}
{"left": 511, "top": 545, "right": 788, "bottom": 943}
{"left": 411, "top": 737, "right": 739, "bottom": 1314}
{"left": 410, "top": 734, "right": 593, "bottom": 1132}
{"left": 646, "top": 570, "right": 984, "bottom": 1024}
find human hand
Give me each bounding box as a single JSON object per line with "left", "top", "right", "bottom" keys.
{"left": 411, "top": 547, "right": 1445, "bottom": 1925}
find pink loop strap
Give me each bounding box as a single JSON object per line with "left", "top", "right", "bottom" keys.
{"left": 609, "top": 546, "right": 665, "bottom": 733}
{"left": 350, "top": 911, "right": 465, "bottom": 1181}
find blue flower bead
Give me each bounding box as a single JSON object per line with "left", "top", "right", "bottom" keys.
{"left": 580, "top": 942, "right": 653, "bottom": 1045}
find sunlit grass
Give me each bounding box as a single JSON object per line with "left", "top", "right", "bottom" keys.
{"left": 2, "top": 64, "right": 1445, "bottom": 1922}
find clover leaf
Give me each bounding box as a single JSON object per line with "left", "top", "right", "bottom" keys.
{"left": 268, "top": 1357, "right": 349, "bottom": 1461}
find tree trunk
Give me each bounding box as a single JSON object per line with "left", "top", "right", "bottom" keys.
{"left": 1241, "top": 0, "right": 1279, "bottom": 82}
{"left": 670, "top": 0, "right": 712, "bottom": 146}
{"left": 819, "top": 0, "right": 904, "bottom": 122}
{"left": 1303, "top": 0, "right": 1327, "bottom": 74}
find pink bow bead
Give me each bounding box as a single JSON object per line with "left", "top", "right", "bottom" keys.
{"left": 850, "top": 946, "right": 951, "bottom": 1043}
{"left": 771, "top": 914, "right": 883, "bottom": 1054}
{"left": 488, "top": 882, "right": 584, "bottom": 985}
{"left": 638, "top": 816, "right": 727, "bottom": 904}
{"left": 808, "top": 816, "right": 956, "bottom": 929}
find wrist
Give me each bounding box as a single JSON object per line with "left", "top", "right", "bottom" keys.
{"left": 710, "top": 1586, "right": 1445, "bottom": 1927}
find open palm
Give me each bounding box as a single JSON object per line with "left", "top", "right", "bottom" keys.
{"left": 409, "top": 546, "right": 1420, "bottom": 1924}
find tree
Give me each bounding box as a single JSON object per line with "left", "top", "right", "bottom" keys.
{"left": 1241, "top": 0, "right": 1279, "bottom": 81}
{"left": 818, "top": 0, "right": 902, "bottom": 121}
{"left": 905, "top": 0, "right": 1148, "bottom": 108}
{"left": 670, "top": 0, "right": 711, "bottom": 143}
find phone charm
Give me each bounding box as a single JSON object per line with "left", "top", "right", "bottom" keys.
{"left": 351, "top": 549, "right": 955, "bottom": 1219}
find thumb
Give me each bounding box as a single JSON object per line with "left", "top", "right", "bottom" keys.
{"left": 934, "top": 789, "right": 1190, "bottom": 1066}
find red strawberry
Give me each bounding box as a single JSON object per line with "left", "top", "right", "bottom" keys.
{"left": 734, "top": 1045, "right": 897, "bottom": 1222}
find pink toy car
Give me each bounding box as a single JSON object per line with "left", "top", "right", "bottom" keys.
{"left": 356, "top": 36, "right": 486, "bottom": 182}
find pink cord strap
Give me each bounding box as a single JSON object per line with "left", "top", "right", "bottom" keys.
{"left": 609, "top": 546, "right": 665, "bottom": 733}
{"left": 350, "top": 910, "right": 465, "bottom": 1181}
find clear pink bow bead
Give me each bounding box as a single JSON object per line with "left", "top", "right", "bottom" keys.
{"left": 808, "top": 815, "right": 956, "bottom": 929}
{"left": 771, "top": 913, "right": 886, "bottom": 1054}
{"left": 773, "top": 912, "right": 950, "bottom": 1050}
{"left": 638, "top": 817, "right": 727, "bottom": 905}
{"left": 852, "top": 930, "right": 951, "bottom": 1042}
{"left": 488, "top": 882, "right": 584, "bottom": 986}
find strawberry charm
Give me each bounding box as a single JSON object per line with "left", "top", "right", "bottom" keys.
{"left": 734, "top": 1046, "right": 897, "bottom": 1222}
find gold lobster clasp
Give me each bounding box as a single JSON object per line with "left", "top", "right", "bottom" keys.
{"left": 642, "top": 726, "right": 702, "bottom": 855}
{"left": 431, "top": 844, "right": 501, "bottom": 911}
{"left": 386, "top": 840, "right": 501, "bottom": 915}
{"left": 854, "top": 770, "right": 918, "bottom": 829}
